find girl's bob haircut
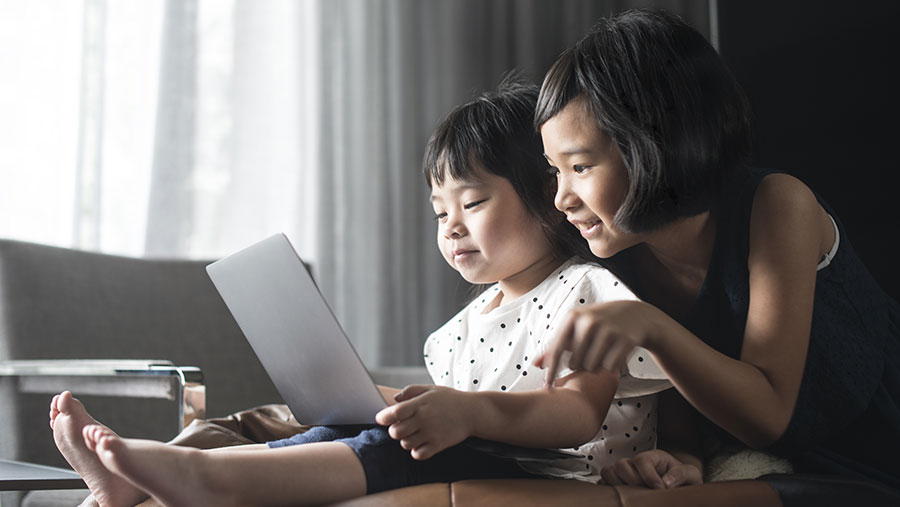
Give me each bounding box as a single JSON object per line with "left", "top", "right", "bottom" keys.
{"left": 536, "top": 9, "right": 753, "bottom": 233}
{"left": 424, "top": 77, "right": 592, "bottom": 261}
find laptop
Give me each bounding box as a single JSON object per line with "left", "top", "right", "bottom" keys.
{"left": 206, "top": 233, "right": 387, "bottom": 425}
{"left": 207, "top": 233, "right": 582, "bottom": 460}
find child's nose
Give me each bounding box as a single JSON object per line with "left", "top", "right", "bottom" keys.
{"left": 554, "top": 176, "right": 578, "bottom": 212}
{"left": 443, "top": 214, "right": 466, "bottom": 239}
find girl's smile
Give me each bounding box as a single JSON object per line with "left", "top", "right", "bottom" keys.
{"left": 571, "top": 219, "right": 602, "bottom": 238}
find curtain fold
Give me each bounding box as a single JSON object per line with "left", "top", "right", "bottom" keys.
{"left": 144, "top": 0, "right": 198, "bottom": 257}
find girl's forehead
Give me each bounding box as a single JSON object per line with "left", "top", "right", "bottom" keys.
{"left": 542, "top": 111, "right": 610, "bottom": 159}
{"left": 551, "top": 96, "right": 599, "bottom": 131}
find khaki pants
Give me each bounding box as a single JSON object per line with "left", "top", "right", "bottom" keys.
{"left": 169, "top": 404, "right": 308, "bottom": 449}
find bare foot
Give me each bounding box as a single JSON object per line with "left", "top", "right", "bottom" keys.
{"left": 50, "top": 391, "right": 147, "bottom": 507}
{"left": 84, "top": 425, "right": 235, "bottom": 507}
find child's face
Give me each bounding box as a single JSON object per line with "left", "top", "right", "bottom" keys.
{"left": 541, "top": 97, "right": 639, "bottom": 258}
{"left": 430, "top": 164, "right": 554, "bottom": 286}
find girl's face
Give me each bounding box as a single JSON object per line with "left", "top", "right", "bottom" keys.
{"left": 541, "top": 97, "right": 639, "bottom": 258}
{"left": 430, "top": 164, "right": 555, "bottom": 288}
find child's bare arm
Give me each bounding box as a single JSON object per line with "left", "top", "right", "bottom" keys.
{"left": 375, "top": 369, "right": 617, "bottom": 460}
{"left": 468, "top": 369, "right": 617, "bottom": 447}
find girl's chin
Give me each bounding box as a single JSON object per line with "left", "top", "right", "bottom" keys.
{"left": 588, "top": 239, "right": 619, "bottom": 259}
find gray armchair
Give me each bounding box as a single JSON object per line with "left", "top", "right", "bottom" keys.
{"left": 0, "top": 238, "right": 284, "bottom": 506}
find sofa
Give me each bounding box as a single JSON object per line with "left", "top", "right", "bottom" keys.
{"left": 1, "top": 238, "right": 898, "bottom": 507}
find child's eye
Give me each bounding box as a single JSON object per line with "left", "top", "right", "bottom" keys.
{"left": 464, "top": 199, "right": 486, "bottom": 210}
{"left": 433, "top": 212, "right": 447, "bottom": 221}
{"left": 573, "top": 165, "right": 591, "bottom": 174}
{"left": 546, "top": 165, "right": 560, "bottom": 176}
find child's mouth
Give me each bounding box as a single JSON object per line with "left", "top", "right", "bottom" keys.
{"left": 573, "top": 220, "right": 601, "bottom": 238}
{"left": 453, "top": 249, "right": 478, "bottom": 262}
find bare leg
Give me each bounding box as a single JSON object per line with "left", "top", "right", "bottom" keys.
{"left": 83, "top": 424, "right": 368, "bottom": 507}
{"left": 50, "top": 391, "right": 147, "bottom": 507}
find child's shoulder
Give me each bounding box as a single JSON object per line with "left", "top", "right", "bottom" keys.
{"left": 556, "top": 257, "right": 640, "bottom": 302}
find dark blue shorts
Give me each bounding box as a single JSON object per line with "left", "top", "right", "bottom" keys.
{"left": 268, "top": 425, "right": 536, "bottom": 493}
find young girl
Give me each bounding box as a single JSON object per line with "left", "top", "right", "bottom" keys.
{"left": 49, "top": 80, "right": 674, "bottom": 507}
{"left": 533, "top": 9, "right": 900, "bottom": 490}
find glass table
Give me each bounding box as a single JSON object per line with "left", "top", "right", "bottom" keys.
{"left": 0, "top": 459, "right": 84, "bottom": 491}
{"left": 0, "top": 359, "right": 206, "bottom": 434}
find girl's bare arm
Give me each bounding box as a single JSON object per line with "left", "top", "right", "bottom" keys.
{"left": 647, "top": 173, "right": 823, "bottom": 447}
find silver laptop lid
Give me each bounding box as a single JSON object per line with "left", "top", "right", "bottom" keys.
{"left": 206, "top": 233, "right": 386, "bottom": 425}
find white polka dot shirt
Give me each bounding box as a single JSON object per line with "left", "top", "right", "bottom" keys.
{"left": 423, "top": 258, "right": 671, "bottom": 482}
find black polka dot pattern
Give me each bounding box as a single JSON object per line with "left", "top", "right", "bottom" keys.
{"left": 420, "top": 261, "right": 655, "bottom": 478}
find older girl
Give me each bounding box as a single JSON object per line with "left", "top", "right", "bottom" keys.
{"left": 535, "top": 8, "right": 899, "bottom": 490}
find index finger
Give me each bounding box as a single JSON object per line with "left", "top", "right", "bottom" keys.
{"left": 542, "top": 313, "right": 576, "bottom": 389}
{"left": 375, "top": 398, "right": 417, "bottom": 426}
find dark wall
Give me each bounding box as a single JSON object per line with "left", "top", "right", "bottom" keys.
{"left": 716, "top": 0, "right": 900, "bottom": 300}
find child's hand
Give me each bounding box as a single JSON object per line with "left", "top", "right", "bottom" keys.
{"left": 374, "top": 385, "right": 473, "bottom": 460}
{"left": 600, "top": 449, "right": 702, "bottom": 489}
{"left": 534, "top": 300, "right": 664, "bottom": 386}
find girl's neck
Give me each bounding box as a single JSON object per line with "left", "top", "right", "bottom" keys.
{"left": 492, "top": 255, "right": 565, "bottom": 310}
{"left": 637, "top": 211, "right": 716, "bottom": 285}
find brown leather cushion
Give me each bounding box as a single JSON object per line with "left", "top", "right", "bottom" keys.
{"left": 328, "top": 483, "right": 451, "bottom": 507}
{"left": 452, "top": 478, "right": 621, "bottom": 506}
{"left": 327, "top": 478, "right": 782, "bottom": 507}
{"left": 616, "top": 480, "right": 781, "bottom": 507}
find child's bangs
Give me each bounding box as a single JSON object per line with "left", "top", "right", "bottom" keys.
{"left": 423, "top": 123, "right": 485, "bottom": 188}
{"left": 535, "top": 49, "right": 583, "bottom": 129}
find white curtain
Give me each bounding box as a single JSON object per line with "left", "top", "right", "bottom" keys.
{"left": 0, "top": 0, "right": 709, "bottom": 367}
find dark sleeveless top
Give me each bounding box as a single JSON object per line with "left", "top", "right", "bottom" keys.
{"left": 613, "top": 168, "right": 900, "bottom": 488}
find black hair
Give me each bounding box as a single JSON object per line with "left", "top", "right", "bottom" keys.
{"left": 535, "top": 9, "right": 752, "bottom": 233}
{"left": 424, "top": 76, "right": 592, "bottom": 261}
